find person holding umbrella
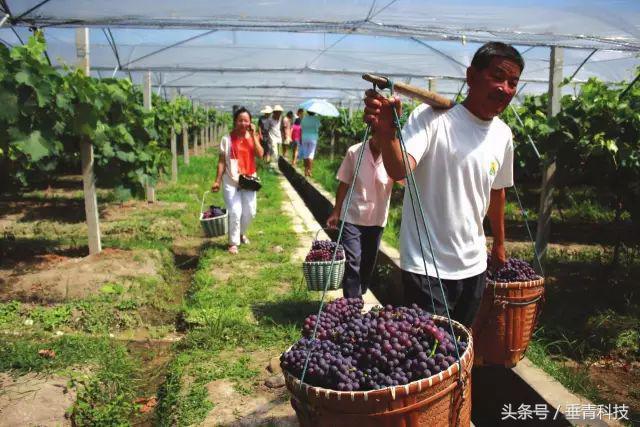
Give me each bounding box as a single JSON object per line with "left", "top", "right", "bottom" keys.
{"left": 298, "top": 99, "right": 339, "bottom": 176}
{"left": 300, "top": 111, "right": 321, "bottom": 177}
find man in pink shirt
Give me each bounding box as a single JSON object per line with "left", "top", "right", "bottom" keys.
{"left": 327, "top": 135, "right": 394, "bottom": 298}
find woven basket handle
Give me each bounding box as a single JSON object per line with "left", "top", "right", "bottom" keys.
{"left": 200, "top": 190, "right": 211, "bottom": 216}
{"left": 314, "top": 228, "right": 334, "bottom": 241}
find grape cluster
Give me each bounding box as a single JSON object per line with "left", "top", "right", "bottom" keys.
{"left": 281, "top": 299, "right": 468, "bottom": 391}
{"left": 487, "top": 255, "right": 540, "bottom": 282}
{"left": 305, "top": 240, "right": 345, "bottom": 262}
{"left": 302, "top": 298, "right": 364, "bottom": 339}
{"left": 202, "top": 205, "right": 226, "bottom": 219}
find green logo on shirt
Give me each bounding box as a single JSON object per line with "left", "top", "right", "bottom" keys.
{"left": 489, "top": 161, "right": 498, "bottom": 176}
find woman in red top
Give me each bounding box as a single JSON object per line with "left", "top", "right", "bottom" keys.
{"left": 212, "top": 107, "right": 264, "bottom": 254}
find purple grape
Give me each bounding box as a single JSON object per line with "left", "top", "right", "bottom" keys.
{"left": 203, "top": 205, "right": 225, "bottom": 219}
{"left": 487, "top": 256, "right": 541, "bottom": 282}
{"left": 282, "top": 299, "right": 468, "bottom": 391}
{"left": 305, "top": 240, "right": 345, "bottom": 262}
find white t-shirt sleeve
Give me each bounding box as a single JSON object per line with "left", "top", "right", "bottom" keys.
{"left": 336, "top": 146, "right": 355, "bottom": 184}
{"left": 220, "top": 135, "right": 230, "bottom": 155}
{"left": 492, "top": 134, "right": 514, "bottom": 189}
{"left": 401, "top": 104, "right": 434, "bottom": 166}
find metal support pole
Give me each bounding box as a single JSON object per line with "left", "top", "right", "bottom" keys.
{"left": 428, "top": 78, "right": 437, "bottom": 93}
{"left": 76, "top": 27, "right": 102, "bottom": 255}
{"left": 0, "top": 13, "right": 9, "bottom": 28}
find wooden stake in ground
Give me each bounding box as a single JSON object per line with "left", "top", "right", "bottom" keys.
{"left": 170, "top": 127, "right": 177, "bottom": 183}
{"left": 143, "top": 71, "right": 156, "bottom": 203}
{"left": 76, "top": 27, "right": 102, "bottom": 255}
{"left": 535, "top": 47, "right": 563, "bottom": 264}
{"left": 182, "top": 124, "right": 190, "bottom": 165}
{"left": 194, "top": 129, "right": 199, "bottom": 156}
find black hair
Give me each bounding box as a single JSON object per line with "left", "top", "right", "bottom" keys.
{"left": 471, "top": 42, "right": 524, "bottom": 72}
{"left": 294, "top": 117, "right": 301, "bottom": 125}
{"left": 233, "top": 106, "right": 252, "bottom": 123}
{"left": 286, "top": 110, "right": 294, "bottom": 118}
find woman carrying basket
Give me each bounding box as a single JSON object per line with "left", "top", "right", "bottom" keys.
{"left": 212, "top": 107, "right": 264, "bottom": 254}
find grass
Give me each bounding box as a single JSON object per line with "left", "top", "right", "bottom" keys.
{"left": 0, "top": 152, "right": 223, "bottom": 424}
{"left": 0, "top": 334, "right": 139, "bottom": 424}
{"left": 154, "top": 164, "right": 319, "bottom": 425}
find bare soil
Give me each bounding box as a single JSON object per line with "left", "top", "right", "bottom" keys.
{"left": 203, "top": 349, "right": 296, "bottom": 426}
{"left": 588, "top": 361, "right": 640, "bottom": 424}
{"left": 0, "top": 248, "right": 163, "bottom": 303}
{"left": 0, "top": 372, "right": 76, "bottom": 427}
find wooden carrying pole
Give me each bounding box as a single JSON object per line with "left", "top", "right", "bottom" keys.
{"left": 362, "top": 73, "right": 455, "bottom": 109}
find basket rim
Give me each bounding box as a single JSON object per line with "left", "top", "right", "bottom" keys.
{"left": 199, "top": 212, "right": 228, "bottom": 222}
{"left": 282, "top": 315, "right": 473, "bottom": 402}
{"left": 487, "top": 276, "right": 544, "bottom": 289}
{"left": 303, "top": 258, "right": 346, "bottom": 266}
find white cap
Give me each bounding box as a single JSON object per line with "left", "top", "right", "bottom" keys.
{"left": 260, "top": 105, "right": 273, "bottom": 114}
{"left": 273, "top": 104, "right": 284, "bottom": 112}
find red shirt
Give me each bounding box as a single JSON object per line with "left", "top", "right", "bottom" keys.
{"left": 291, "top": 124, "right": 302, "bottom": 142}
{"left": 230, "top": 134, "right": 256, "bottom": 175}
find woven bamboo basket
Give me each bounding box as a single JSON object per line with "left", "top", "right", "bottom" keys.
{"left": 283, "top": 316, "right": 473, "bottom": 427}
{"left": 302, "top": 259, "right": 345, "bottom": 291}
{"left": 302, "top": 229, "right": 346, "bottom": 291}
{"left": 472, "top": 277, "right": 545, "bottom": 368}
{"left": 199, "top": 190, "right": 228, "bottom": 238}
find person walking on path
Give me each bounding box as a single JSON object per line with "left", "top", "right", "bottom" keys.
{"left": 300, "top": 110, "right": 321, "bottom": 177}
{"left": 212, "top": 107, "right": 264, "bottom": 255}
{"left": 281, "top": 110, "right": 293, "bottom": 159}
{"left": 269, "top": 105, "right": 284, "bottom": 162}
{"left": 363, "top": 42, "right": 523, "bottom": 327}
{"left": 258, "top": 105, "right": 274, "bottom": 163}
{"left": 291, "top": 109, "right": 303, "bottom": 165}
{"left": 326, "top": 134, "right": 394, "bottom": 299}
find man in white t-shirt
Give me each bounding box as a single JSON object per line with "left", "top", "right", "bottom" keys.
{"left": 363, "top": 42, "right": 524, "bottom": 327}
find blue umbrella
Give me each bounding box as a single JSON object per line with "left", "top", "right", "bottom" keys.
{"left": 299, "top": 99, "right": 340, "bottom": 117}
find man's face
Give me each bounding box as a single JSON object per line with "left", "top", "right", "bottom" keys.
{"left": 467, "top": 56, "right": 521, "bottom": 119}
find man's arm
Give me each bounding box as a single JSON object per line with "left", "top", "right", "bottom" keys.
{"left": 363, "top": 90, "right": 415, "bottom": 180}
{"left": 487, "top": 188, "right": 507, "bottom": 270}
{"left": 326, "top": 181, "right": 349, "bottom": 228}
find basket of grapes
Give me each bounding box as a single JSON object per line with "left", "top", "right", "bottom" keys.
{"left": 199, "top": 191, "right": 228, "bottom": 238}
{"left": 303, "top": 231, "right": 346, "bottom": 291}
{"left": 472, "top": 256, "right": 544, "bottom": 368}
{"left": 281, "top": 298, "right": 474, "bottom": 426}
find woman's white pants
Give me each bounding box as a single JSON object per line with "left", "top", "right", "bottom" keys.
{"left": 222, "top": 182, "right": 257, "bottom": 246}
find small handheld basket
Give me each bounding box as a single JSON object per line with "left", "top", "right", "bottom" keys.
{"left": 302, "top": 229, "right": 346, "bottom": 291}
{"left": 199, "top": 190, "right": 228, "bottom": 238}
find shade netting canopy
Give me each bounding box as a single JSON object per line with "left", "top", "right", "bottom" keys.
{"left": 1, "top": 0, "right": 639, "bottom": 111}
